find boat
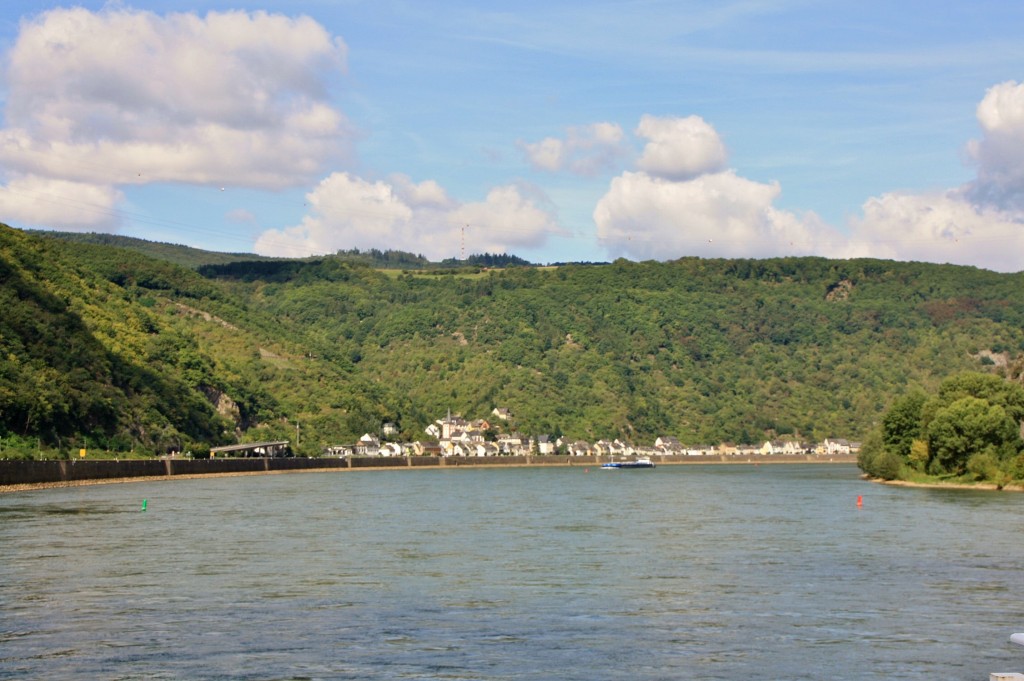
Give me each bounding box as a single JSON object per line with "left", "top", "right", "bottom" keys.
{"left": 601, "top": 457, "right": 655, "bottom": 469}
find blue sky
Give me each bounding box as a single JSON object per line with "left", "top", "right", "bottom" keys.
{"left": 2, "top": 1, "right": 1024, "bottom": 270}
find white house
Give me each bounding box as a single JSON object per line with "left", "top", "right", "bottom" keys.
{"left": 497, "top": 433, "right": 524, "bottom": 454}
{"left": 535, "top": 435, "right": 555, "bottom": 455}
{"left": 655, "top": 436, "right": 682, "bottom": 454}
{"left": 823, "top": 438, "right": 852, "bottom": 455}
{"left": 780, "top": 441, "right": 804, "bottom": 455}
{"left": 355, "top": 434, "right": 381, "bottom": 456}
{"left": 379, "top": 442, "right": 403, "bottom": 457}
{"left": 565, "top": 440, "right": 592, "bottom": 456}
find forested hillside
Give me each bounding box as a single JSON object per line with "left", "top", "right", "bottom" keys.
{"left": 26, "top": 230, "right": 278, "bottom": 269}
{"left": 3, "top": 223, "right": 1023, "bottom": 457}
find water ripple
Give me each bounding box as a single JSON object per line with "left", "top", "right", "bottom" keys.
{"left": 2, "top": 465, "right": 1024, "bottom": 679}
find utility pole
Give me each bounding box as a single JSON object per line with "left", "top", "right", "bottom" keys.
{"left": 462, "top": 224, "right": 467, "bottom": 261}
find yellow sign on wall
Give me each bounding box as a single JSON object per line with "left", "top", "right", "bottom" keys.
{"left": 79, "top": 449, "right": 87, "bottom": 458}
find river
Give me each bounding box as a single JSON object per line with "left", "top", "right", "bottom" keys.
{"left": 2, "top": 464, "right": 1023, "bottom": 680}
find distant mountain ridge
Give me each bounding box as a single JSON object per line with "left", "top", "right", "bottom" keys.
{"left": 28, "top": 230, "right": 277, "bottom": 269}
{"left": 3, "top": 223, "right": 1023, "bottom": 458}
{"left": 32, "top": 231, "right": 535, "bottom": 271}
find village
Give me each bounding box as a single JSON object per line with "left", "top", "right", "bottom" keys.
{"left": 324, "top": 408, "right": 861, "bottom": 460}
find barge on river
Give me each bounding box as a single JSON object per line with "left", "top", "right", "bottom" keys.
{"left": 601, "top": 458, "right": 655, "bottom": 469}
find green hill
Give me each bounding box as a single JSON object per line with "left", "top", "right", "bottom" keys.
{"left": 2, "top": 223, "right": 1023, "bottom": 458}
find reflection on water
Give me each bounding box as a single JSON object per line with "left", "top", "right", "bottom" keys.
{"left": 0, "top": 503, "right": 128, "bottom": 517}
{"left": 2, "top": 465, "right": 1024, "bottom": 680}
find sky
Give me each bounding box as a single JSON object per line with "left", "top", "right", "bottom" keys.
{"left": 1, "top": 2, "right": 1024, "bottom": 271}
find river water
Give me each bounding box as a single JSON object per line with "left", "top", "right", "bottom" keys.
{"left": 2, "top": 464, "right": 1023, "bottom": 680}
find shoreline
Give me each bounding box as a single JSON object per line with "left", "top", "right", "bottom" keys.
{"left": 0, "top": 455, "right": 858, "bottom": 494}
{"left": 0, "top": 467, "right": 350, "bottom": 494}
{"left": 874, "top": 477, "right": 1024, "bottom": 492}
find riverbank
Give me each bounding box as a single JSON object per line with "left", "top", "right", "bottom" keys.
{"left": 0, "top": 469, "right": 330, "bottom": 494}
{"left": 875, "top": 477, "right": 1024, "bottom": 492}
{"left": 0, "top": 453, "right": 858, "bottom": 494}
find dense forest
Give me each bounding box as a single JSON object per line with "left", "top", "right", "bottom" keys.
{"left": 2, "top": 223, "right": 1023, "bottom": 460}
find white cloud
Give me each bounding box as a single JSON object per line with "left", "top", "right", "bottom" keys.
{"left": 594, "top": 114, "right": 838, "bottom": 261}
{"left": 522, "top": 137, "right": 566, "bottom": 172}
{"left": 965, "top": 80, "right": 1024, "bottom": 212}
{"left": 844, "top": 81, "right": 1024, "bottom": 272}
{"left": 635, "top": 115, "right": 727, "bottom": 181}
{"left": 594, "top": 101, "right": 1024, "bottom": 272}
{"left": 388, "top": 174, "right": 454, "bottom": 209}
{"left": 0, "top": 6, "right": 351, "bottom": 229}
{"left": 594, "top": 170, "right": 835, "bottom": 260}
{"left": 255, "top": 173, "right": 412, "bottom": 257}
{"left": 449, "top": 185, "right": 560, "bottom": 253}
{"left": 520, "top": 122, "right": 628, "bottom": 175}
{"left": 846, "top": 191, "right": 1024, "bottom": 272}
{"left": 0, "top": 174, "right": 123, "bottom": 230}
{"left": 254, "top": 173, "right": 557, "bottom": 259}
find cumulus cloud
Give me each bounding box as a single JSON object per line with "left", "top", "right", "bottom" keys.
{"left": 254, "top": 173, "right": 558, "bottom": 259}
{"left": 0, "top": 6, "right": 350, "bottom": 229}
{"left": 520, "top": 122, "right": 628, "bottom": 175}
{"left": 594, "top": 103, "right": 1024, "bottom": 272}
{"left": 595, "top": 170, "right": 835, "bottom": 260}
{"left": 594, "top": 114, "right": 838, "bottom": 260}
{"left": 846, "top": 81, "right": 1024, "bottom": 272}
{"left": 845, "top": 191, "right": 1024, "bottom": 272}
{"left": 635, "top": 115, "right": 727, "bottom": 181}
{"left": 0, "top": 175, "right": 123, "bottom": 230}
{"left": 449, "top": 185, "right": 560, "bottom": 254}
{"left": 388, "top": 174, "right": 454, "bottom": 210}
{"left": 965, "top": 80, "right": 1024, "bottom": 212}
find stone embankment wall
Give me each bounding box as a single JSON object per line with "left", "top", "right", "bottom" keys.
{"left": 0, "top": 453, "right": 857, "bottom": 487}
{"left": 0, "top": 456, "right": 347, "bottom": 486}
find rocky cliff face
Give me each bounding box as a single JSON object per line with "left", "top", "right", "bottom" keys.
{"left": 825, "top": 278, "right": 853, "bottom": 301}
{"left": 201, "top": 385, "right": 242, "bottom": 430}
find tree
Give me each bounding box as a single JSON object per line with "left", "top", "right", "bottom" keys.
{"left": 856, "top": 431, "right": 902, "bottom": 480}
{"left": 861, "top": 370, "right": 1024, "bottom": 482}
{"left": 926, "top": 396, "right": 1018, "bottom": 475}
{"left": 881, "top": 390, "right": 927, "bottom": 457}
{"left": 933, "top": 372, "right": 1024, "bottom": 424}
